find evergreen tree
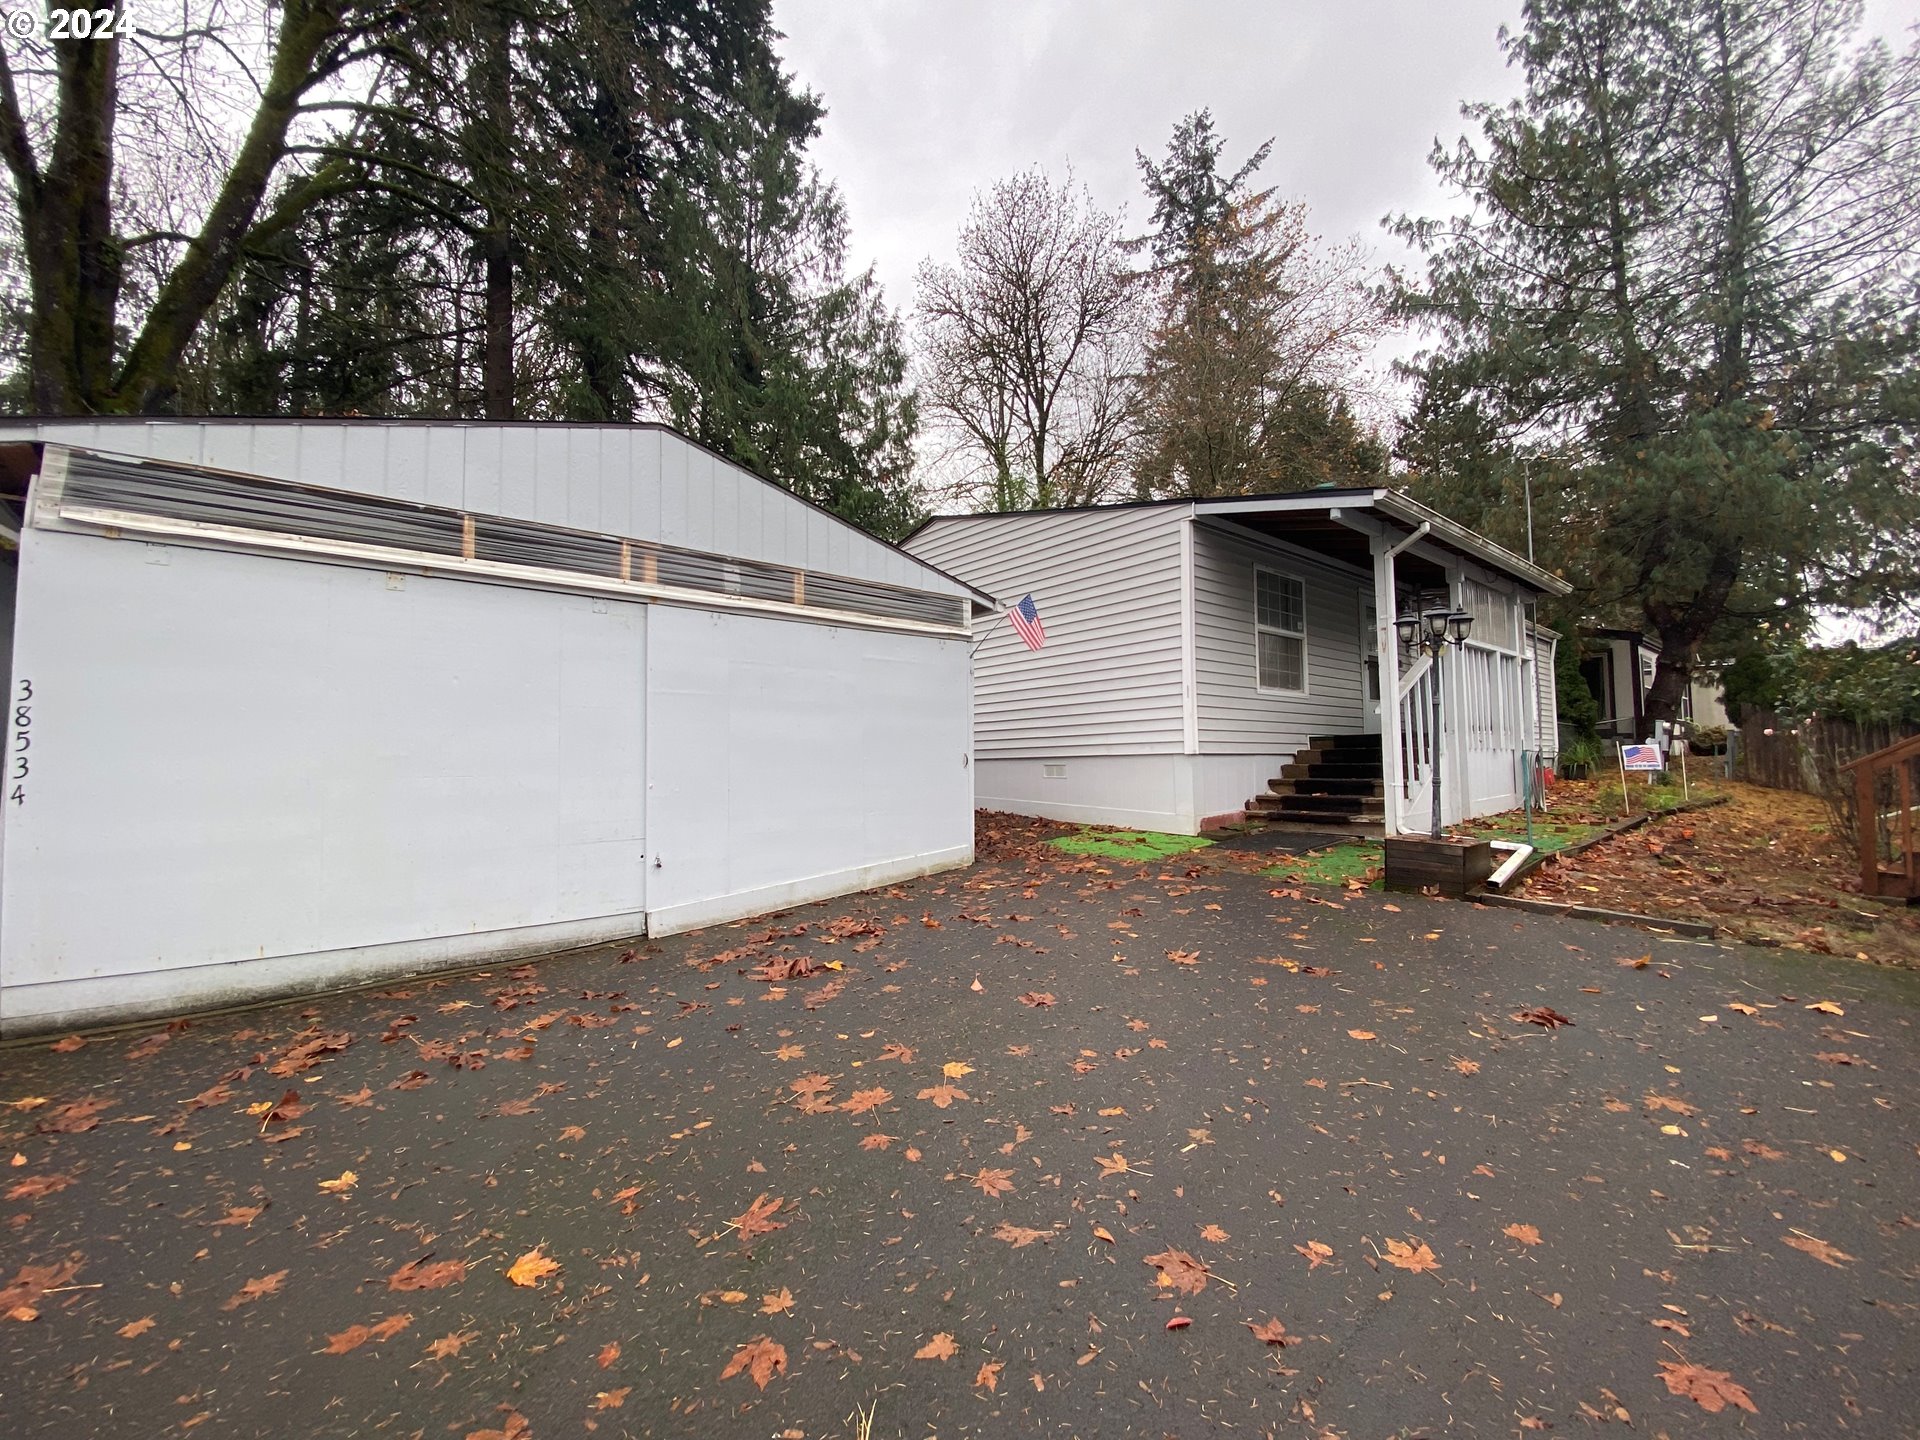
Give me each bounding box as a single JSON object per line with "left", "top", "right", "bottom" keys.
{"left": 1132, "top": 115, "right": 1387, "bottom": 499}
{"left": 1394, "top": 0, "right": 1920, "bottom": 735}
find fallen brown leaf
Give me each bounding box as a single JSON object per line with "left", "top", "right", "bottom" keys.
{"left": 915, "top": 1331, "right": 958, "bottom": 1360}
{"left": 720, "top": 1335, "right": 788, "bottom": 1389}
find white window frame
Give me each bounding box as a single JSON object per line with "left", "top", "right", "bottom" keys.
{"left": 1253, "top": 565, "right": 1308, "bottom": 695}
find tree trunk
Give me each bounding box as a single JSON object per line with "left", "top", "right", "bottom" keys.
{"left": 482, "top": 231, "right": 513, "bottom": 419}
{"left": 477, "top": 4, "right": 514, "bottom": 420}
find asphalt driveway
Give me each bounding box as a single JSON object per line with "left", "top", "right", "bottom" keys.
{"left": 3, "top": 824, "right": 1917, "bottom": 1438}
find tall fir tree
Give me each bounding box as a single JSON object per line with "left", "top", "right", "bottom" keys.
{"left": 1394, "top": 0, "right": 1920, "bottom": 733}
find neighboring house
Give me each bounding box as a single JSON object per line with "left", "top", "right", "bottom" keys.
{"left": 904, "top": 489, "right": 1570, "bottom": 837}
{"left": 0, "top": 419, "right": 990, "bottom": 1034}
{"left": 1579, "top": 628, "right": 1730, "bottom": 741}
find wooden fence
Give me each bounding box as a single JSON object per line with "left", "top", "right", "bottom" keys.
{"left": 1732, "top": 711, "right": 1917, "bottom": 795}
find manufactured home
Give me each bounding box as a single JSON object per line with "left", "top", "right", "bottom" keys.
{"left": 0, "top": 420, "right": 988, "bottom": 1034}
{"left": 905, "top": 490, "right": 1570, "bottom": 837}
{"left": 1580, "top": 628, "right": 1730, "bottom": 740}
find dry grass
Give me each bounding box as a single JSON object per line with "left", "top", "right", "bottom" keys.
{"left": 1519, "top": 780, "right": 1920, "bottom": 965}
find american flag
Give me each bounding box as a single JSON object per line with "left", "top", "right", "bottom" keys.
{"left": 1008, "top": 594, "right": 1047, "bottom": 650}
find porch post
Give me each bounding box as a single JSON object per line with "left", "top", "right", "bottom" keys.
{"left": 1370, "top": 534, "right": 1403, "bottom": 836}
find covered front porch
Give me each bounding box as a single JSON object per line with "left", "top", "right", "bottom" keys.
{"left": 1186, "top": 489, "right": 1571, "bottom": 837}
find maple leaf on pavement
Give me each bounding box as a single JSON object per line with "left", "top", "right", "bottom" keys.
{"left": 975, "top": 1360, "right": 1003, "bottom": 1391}
{"left": 466, "top": 1407, "right": 531, "bottom": 1440}
{"left": 388, "top": 1258, "right": 466, "bottom": 1291}
{"left": 879, "top": 1042, "right": 915, "bottom": 1062}
{"left": 1095, "top": 1152, "right": 1135, "bottom": 1177}
{"left": 773, "top": 1043, "right": 805, "bottom": 1061}
{"left": 1199, "top": 1224, "right": 1229, "bottom": 1243}
{"left": 1384, "top": 1238, "right": 1441, "bottom": 1273}
{"left": 505, "top": 1249, "right": 560, "bottom": 1287}
{"left": 993, "top": 1222, "right": 1049, "bottom": 1248}
{"left": 1782, "top": 1232, "right": 1856, "bottom": 1267}
{"left": 1511, "top": 1007, "right": 1574, "bottom": 1029}
{"left": 1657, "top": 1360, "right": 1758, "bottom": 1414}
{"left": 118, "top": 1316, "right": 155, "bottom": 1338}
{"left": 860, "top": 1132, "right": 896, "bottom": 1151}
{"left": 1145, "top": 1249, "right": 1210, "bottom": 1296}
{"left": 731, "top": 1193, "right": 788, "bottom": 1245}
{"left": 918, "top": 1083, "right": 969, "bottom": 1109}
{"left": 840, "top": 1087, "right": 892, "bottom": 1115}
{"left": 789, "top": 1073, "right": 835, "bottom": 1099}
{"left": 942, "top": 1060, "right": 975, "bottom": 1079}
{"left": 1246, "top": 1318, "right": 1292, "bottom": 1346}
{"left": 1166, "top": 950, "right": 1200, "bottom": 966}
{"left": 323, "top": 1314, "right": 413, "bottom": 1353}
{"left": 1018, "top": 991, "right": 1056, "bottom": 1007}
{"left": 720, "top": 1335, "right": 788, "bottom": 1389}
{"left": 6, "top": 1175, "right": 72, "bottom": 1205}
{"left": 1450, "top": 1057, "right": 1481, "bottom": 1075}
{"left": 915, "top": 1332, "right": 958, "bottom": 1360}
{"left": 760, "top": 1287, "right": 795, "bottom": 1315}
{"left": 428, "top": 1329, "right": 477, "bottom": 1360}
{"left": 1503, "top": 1223, "right": 1543, "bottom": 1246}
{"left": 972, "top": 1168, "right": 1015, "bottom": 1198}
{"left": 221, "top": 1269, "right": 289, "bottom": 1311}
{"left": 1295, "top": 1241, "right": 1334, "bottom": 1268}
{"left": 1, "top": 1257, "right": 82, "bottom": 1321}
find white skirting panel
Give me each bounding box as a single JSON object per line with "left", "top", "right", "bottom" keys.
{"left": 976, "top": 753, "right": 1290, "bottom": 835}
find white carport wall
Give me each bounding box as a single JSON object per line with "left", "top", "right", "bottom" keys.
{"left": 0, "top": 423, "right": 985, "bottom": 1035}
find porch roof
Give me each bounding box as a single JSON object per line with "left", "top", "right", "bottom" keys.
{"left": 909, "top": 487, "right": 1571, "bottom": 598}
{"left": 1186, "top": 489, "right": 1571, "bottom": 597}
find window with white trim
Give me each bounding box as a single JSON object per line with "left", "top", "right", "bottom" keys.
{"left": 1254, "top": 568, "right": 1306, "bottom": 693}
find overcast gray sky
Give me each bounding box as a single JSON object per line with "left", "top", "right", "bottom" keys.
{"left": 775, "top": 0, "right": 1920, "bottom": 384}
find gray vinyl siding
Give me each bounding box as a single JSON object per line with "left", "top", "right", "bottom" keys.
{"left": 1191, "top": 520, "right": 1367, "bottom": 752}
{"left": 1529, "top": 625, "right": 1559, "bottom": 758}
{"left": 905, "top": 508, "right": 1187, "bottom": 757}
{"left": 0, "top": 420, "right": 967, "bottom": 601}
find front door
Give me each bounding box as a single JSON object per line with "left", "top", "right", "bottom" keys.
{"left": 1360, "top": 602, "right": 1381, "bottom": 733}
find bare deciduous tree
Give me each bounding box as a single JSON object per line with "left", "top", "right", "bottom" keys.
{"left": 914, "top": 168, "right": 1144, "bottom": 511}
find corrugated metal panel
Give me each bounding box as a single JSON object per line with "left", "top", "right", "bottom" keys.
{"left": 1191, "top": 521, "right": 1367, "bottom": 751}
{"left": 41, "top": 448, "right": 968, "bottom": 632}
{"left": 906, "top": 508, "right": 1187, "bottom": 757}
{"left": 0, "top": 420, "right": 973, "bottom": 601}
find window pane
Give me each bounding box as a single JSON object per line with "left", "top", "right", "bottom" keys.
{"left": 1256, "top": 572, "right": 1304, "bottom": 634}
{"left": 1280, "top": 577, "right": 1303, "bottom": 633}
{"left": 1259, "top": 632, "right": 1303, "bottom": 690}
{"left": 1256, "top": 572, "right": 1281, "bottom": 630}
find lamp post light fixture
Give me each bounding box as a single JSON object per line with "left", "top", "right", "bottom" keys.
{"left": 1396, "top": 601, "right": 1475, "bottom": 838}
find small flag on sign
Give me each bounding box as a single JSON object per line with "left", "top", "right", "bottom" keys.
{"left": 1620, "top": 743, "right": 1662, "bottom": 772}
{"left": 1008, "top": 594, "right": 1047, "bottom": 651}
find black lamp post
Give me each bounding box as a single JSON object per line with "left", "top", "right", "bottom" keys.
{"left": 1395, "top": 602, "right": 1475, "bottom": 838}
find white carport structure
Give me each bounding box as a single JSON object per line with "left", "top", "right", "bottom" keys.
{"left": 0, "top": 420, "right": 989, "bottom": 1035}
{"left": 1198, "top": 491, "right": 1572, "bottom": 834}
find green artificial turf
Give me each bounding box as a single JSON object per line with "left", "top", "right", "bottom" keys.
{"left": 1263, "top": 839, "right": 1383, "bottom": 887}
{"left": 1048, "top": 829, "right": 1216, "bottom": 862}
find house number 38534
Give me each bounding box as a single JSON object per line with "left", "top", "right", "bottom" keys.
{"left": 10, "top": 678, "right": 31, "bottom": 805}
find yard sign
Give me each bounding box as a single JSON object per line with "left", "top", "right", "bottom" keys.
{"left": 1619, "top": 743, "right": 1663, "bottom": 772}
